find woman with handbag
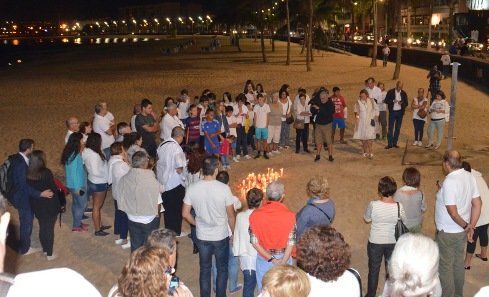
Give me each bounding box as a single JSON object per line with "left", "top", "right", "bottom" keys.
{"left": 353, "top": 89, "right": 378, "bottom": 159}
{"left": 411, "top": 88, "right": 429, "bottom": 147}
{"left": 278, "top": 89, "right": 293, "bottom": 149}
{"left": 426, "top": 90, "right": 450, "bottom": 150}
{"left": 364, "top": 176, "right": 407, "bottom": 297}
{"left": 27, "top": 150, "right": 61, "bottom": 261}
{"left": 294, "top": 93, "right": 312, "bottom": 154}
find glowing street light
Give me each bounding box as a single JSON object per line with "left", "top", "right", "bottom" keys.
{"left": 198, "top": 16, "right": 203, "bottom": 21}
{"left": 154, "top": 18, "right": 159, "bottom": 23}
{"left": 132, "top": 19, "right": 137, "bottom": 24}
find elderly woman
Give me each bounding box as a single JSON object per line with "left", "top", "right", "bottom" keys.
{"left": 463, "top": 161, "right": 489, "bottom": 270}
{"left": 381, "top": 233, "right": 441, "bottom": 297}
{"left": 354, "top": 89, "right": 379, "bottom": 159}
{"left": 394, "top": 167, "right": 426, "bottom": 233}
{"left": 364, "top": 176, "right": 407, "bottom": 297}
{"left": 296, "top": 176, "right": 335, "bottom": 240}
{"left": 259, "top": 265, "right": 310, "bottom": 297}
{"left": 297, "top": 226, "right": 361, "bottom": 296}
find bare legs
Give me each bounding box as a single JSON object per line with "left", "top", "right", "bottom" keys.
{"left": 361, "top": 140, "right": 373, "bottom": 158}
{"left": 92, "top": 191, "right": 107, "bottom": 232}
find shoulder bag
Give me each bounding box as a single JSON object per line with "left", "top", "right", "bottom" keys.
{"left": 307, "top": 202, "right": 332, "bottom": 224}
{"left": 394, "top": 202, "right": 409, "bottom": 240}
{"left": 416, "top": 99, "right": 428, "bottom": 119}
{"left": 285, "top": 101, "right": 295, "bottom": 125}
{"left": 346, "top": 268, "right": 362, "bottom": 297}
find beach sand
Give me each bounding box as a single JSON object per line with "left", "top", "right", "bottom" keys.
{"left": 1, "top": 37, "right": 488, "bottom": 296}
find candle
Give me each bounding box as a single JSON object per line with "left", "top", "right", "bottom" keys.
{"left": 280, "top": 168, "right": 284, "bottom": 177}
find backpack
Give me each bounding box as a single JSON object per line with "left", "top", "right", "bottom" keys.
{"left": 0, "top": 155, "right": 14, "bottom": 199}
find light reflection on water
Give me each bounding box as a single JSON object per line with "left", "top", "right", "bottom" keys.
{"left": 0, "top": 36, "right": 160, "bottom": 46}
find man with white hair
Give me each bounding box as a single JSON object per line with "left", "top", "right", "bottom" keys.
{"left": 157, "top": 126, "right": 187, "bottom": 237}
{"left": 435, "top": 150, "right": 481, "bottom": 297}
{"left": 249, "top": 181, "right": 296, "bottom": 292}
{"left": 92, "top": 102, "right": 115, "bottom": 159}
{"left": 64, "top": 117, "right": 80, "bottom": 144}
{"left": 160, "top": 103, "right": 184, "bottom": 141}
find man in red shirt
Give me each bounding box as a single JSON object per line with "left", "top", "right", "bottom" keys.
{"left": 249, "top": 181, "right": 296, "bottom": 292}
{"left": 331, "top": 86, "right": 347, "bottom": 144}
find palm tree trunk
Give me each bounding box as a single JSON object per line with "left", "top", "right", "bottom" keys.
{"left": 428, "top": 0, "right": 433, "bottom": 46}
{"left": 407, "top": 0, "right": 412, "bottom": 44}
{"left": 361, "top": 13, "right": 366, "bottom": 35}
{"left": 448, "top": 0, "right": 456, "bottom": 43}
{"left": 393, "top": 0, "right": 402, "bottom": 80}
{"left": 310, "top": 26, "right": 314, "bottom": 62}
{"left": 286, "top": 0, "right": 291, "bottom": 65}
{"left": 370, "top": 0, "right": 378, "bottom": 67}
{"left": 272, "top": 36, "right": 276, "bottom": 52}
{"left": 261, "top": 28, "right": 267, "bottom": 63}
{"left": 307, "top": 0, "right": 313, "bottom": 72}
{"left": 301, "top": 29, "right": 307, "bottom": 55}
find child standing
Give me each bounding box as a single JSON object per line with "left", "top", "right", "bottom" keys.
{"left": 233, "top": 188, "right": 263, "bottom": 297}
{"left": 220, "top": 135, "right": 235, "bottom": 170}
{"left": 225, "top": 106, "right": 239, "bottom": 162}
{"left": 202, "top": 109, "right": 221, "bottom": 156}
{"left": 185, "top": 104, "right": 201, "bottom": 146}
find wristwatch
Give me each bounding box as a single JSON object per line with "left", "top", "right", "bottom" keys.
{"left": 463, "top": 223, "right": 469, "bottom": 229}
{"left": 267, "top": 255, "right": 276, "bottom": 262}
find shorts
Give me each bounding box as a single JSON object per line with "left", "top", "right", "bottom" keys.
{"left": 332, "top": 118, "right": 346, "bottom": 129}
{"left": 255, "top": 128, "right": 269, "bottom": 140}
{"left": 88, "top": 180, "right": 108, "bottom": 196}
{"left": 267, "top": 125, "right": 281, "bottom": 144}
{"left": 231, "top": 142, "right": 236, "bottom": 149}
{"left": 315, "top": 123, "right": 333, "bottom": 145}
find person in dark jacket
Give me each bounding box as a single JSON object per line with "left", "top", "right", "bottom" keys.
{"left": 8, "top": 139, "right": 53, "bottom": 255}
{"left": 384, "top": 81, "right": 408, "bottom": 149}
{"left": 26, "top": 150, "right": 60, "bottom": 260}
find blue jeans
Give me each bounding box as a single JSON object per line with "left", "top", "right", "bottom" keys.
{"left": 196, "top": 237, "right": 229, "bottom": 297}
{"left": 256, "top": 253, "right": 292, "bottom": 292}
{"left": 413, "top": 119, "right": 425, "bottom": 142}
{"left": 18, "top": 207, "right": 34, "bottom": 254}
{"left": 114, "top": 200, "right": 128, "bottom": 240}
{"left": 279, "top": 121, "right": 290, "bottom": 147}
{"left": 220, "top": 155, "right": 229, "bottom": 167}
{"left": 387, "top": 110, "right": 404, "bottom": 147}
{"left": 236, "top": 125, "right": 248, "bottom": 156}
{"left": 212, "top": 242, "right": 239, "bottom": 292}
{"left": 243, "top": 269, "right": 257, "bottom": 297}
{"left": 128, "top": 216, "right": 160, "bottom": 252}
{"left": 69, "top": 188, "right": 87, "bottom": 228}
{"left": 428, "top": 119, "right": 445, "bottom": 146}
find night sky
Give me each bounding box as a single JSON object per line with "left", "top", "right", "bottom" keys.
{"left": 0, "top": 0, "right": 205, "bottom": 21}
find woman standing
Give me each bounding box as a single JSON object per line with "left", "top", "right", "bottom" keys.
{"left": 61, "top": 132, "right": 88, "bottom": 232}
{"left": 364, "top": 176, "right": 407, "bottom": 297}
{"left": 294, "top": 93, "right": 311, "bottom": 154}
{"left": 82, "top": 133, "right": 110, "bottom": 236}
{"left": 278, "top": 90, "right": 292, "bottom": 149}
{"left": 426, "top": 90, "right": 449, "bottom": 150}
{"left": 353, "top": 89, "right": 378, "bottom": 159}
{"left": 244, "top": 80, "right": 257, "bottom": 104}
{"left": 27, "top": 150, "right": 60, "bottom": 260}
{"left": 108, "top": 142, "right": 131, "bottom": 249}
{"left": 122, "top": 132, "right": 146, "bottom": 165}
{"left": 411, "top": 88, "right": 429, "bottom": 146}
{"left": 256, "top": 84, "right": 267, "bottom": 99}
{"left": 394, "top": 167, "right": 426, "bottom": 232}
{"left": 296, "top": 176, "right": 335, "bottom": 240}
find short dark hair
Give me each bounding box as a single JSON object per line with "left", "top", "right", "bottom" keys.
{"left": 146, "top": 228, "right": 177, "bottom": 253}
{"left": 299, "top": 93, "right": 306, "bottom": 99}
{"left": 181, "top": 89, "right": 188, "bottom": 95}
{"left": 365, "top": 77, "right": 375, "bottom": 83}
{"left": 205, "top": 109, "right": 214, "bottom": 115}
{"left": 402, "top": 167, "right": 421, "bottom": 188}
{"left": 257, "top": 93, "right": 264, "bottom": 100}
{"left": 202, "top": 156, "right": 219, "bottom": 176}
{"left": 110, "top": 142, "right": 124, "bottom": 156}
{"left": 19, "top": 139, "right": 34, "bottom": 153}
{"left": 94, "top": 103, "right": 103, "bottom": 114}
{"left": 225, "top": 106, "right": 234, "bottom": 113}
{"left": 378, "top": 176, "right": 397, "bottom": 197}
{"left": 141, "top": 98, "right": 152, "bottom": 108}
{"left": 332, "top": 86, "right": 340, "bottom": 92}
{"left": 216, "top": 171, "right": 230, "bottom": 185}
{"left": 462, "top": 161, "right": 472, "bottom": 172}
{"left": 246, "top": 188, "right": 263, "bottom": 209}
{"left": 436, "top": 90, "right": 446, "bottom": 100}
{"left": 117, "top": 122, "right": 129, "bottom": 134}
{"left": 200, "top": 95, "right": 209, "bottom": 103}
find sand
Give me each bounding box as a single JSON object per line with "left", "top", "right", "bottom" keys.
{"left": 1, "top": 36, "right": 488, "bottom": 296}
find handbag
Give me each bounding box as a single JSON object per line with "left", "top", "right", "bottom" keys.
{"left": 293, "top": 119, "right": 305, "bottom": 129}
{"left": 417, "top": 99, "right": 428, "bottom": 119}
{"left": 370, "top": 119, "right": 376, "bottom": 127}
{"left": 285, "top": 101, "right": 294, "bottom": 124}
{"left": 394, "top": 202, "right": 409, "bottom": 241}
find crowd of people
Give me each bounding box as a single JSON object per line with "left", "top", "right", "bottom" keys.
{"left": 1, "top": 79, "right": 488, "bottom": 297}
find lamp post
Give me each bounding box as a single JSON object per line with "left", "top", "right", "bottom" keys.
{"left": 447, "top": 62, "right": 460, "bottom": 150}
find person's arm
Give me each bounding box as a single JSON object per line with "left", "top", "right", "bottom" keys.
{"left": 279, "top": 225, "right": 296, "bottom": 264}
{"left": 226, "top": 204, "right": 236, "bottom": 236}
{"left": 142, "top": 123, "right": 158, "bottom": 132}
{"left": 182, "top": 203, "right": 196, "bottom": 226}
{"left": 364, "top": 201, "right": 373, "bottom": 223}
{"left": 467, "top": 197, "right": 482, "bottom": 242}
{"left": 446, "top": 205, "right": 470, "bottom": 229}
{"left": 411, "top": 99, "right": 419, "bottom": 111}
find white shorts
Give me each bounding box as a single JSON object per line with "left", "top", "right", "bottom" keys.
{"left": 267, "top": 125, "right": 281, "bottom": 144}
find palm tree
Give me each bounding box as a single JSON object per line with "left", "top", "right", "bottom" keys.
{"left": 370, "top": 0, "right": 378, "bottom": 67}
{"left": 286, "top": 0, "right": 291, "bottom": 65}
{"left": 392, "top": 0, "right": 402, "bottom": 79}
{"left": 307, "top": 0, "right": 313, "bottom": 71}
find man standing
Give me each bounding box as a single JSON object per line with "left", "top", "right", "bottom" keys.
{"left": 331, "top": 86, "right": 347, "bottom": 144}
{"left": 8, "top": 139, "right": 53, "bottom": 255}
{"left": 157, "top": 127, "right": 187, "bottom": 237}
{"left": 116, "top": 151, "right": 164, "bottom": 252}
{"left": 384, "top": 81, "right": 408, "bottom": 149}
{"left": 311, "top": 90, "right": 335, "bottom": 162}
{"left": 440, "top": 51, "right": 451, "bottom": 79}
{"left": 135, "top": 99, "right": 159, "bottom": 158}
{"left": 427, "top": 65, "right": 442, "bottom": 104}
{"left": 435, "top": 150, "right": 481, "bottom": 297}
{"left": 253, "top": 94, "right": 270, "bottom": 159}
{"left": 92, "top": 103, "right": 115, "bottom": 159}
{"left": 382, "top": 44, "right": 390, "bottom": 67}
{"left": 182, "top": 156, "right": 236, "bottom": 297}
{"left": 365, "top": 77, "right": 382, "bottom": 108}
{"left": 249, "top": 181, "right": 296, "bottom": 291}
{"left": 159, "top": 103, "right": 184, "bottom": 141}
{"left": 64, "top": 117, "right": 80, "bottom": 144}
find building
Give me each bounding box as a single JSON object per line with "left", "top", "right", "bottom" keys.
{"left": 119, "top": 1, "right": 202, "bottom": 20}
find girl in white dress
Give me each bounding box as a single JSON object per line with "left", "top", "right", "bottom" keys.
{"left": 354, "top": 89, "right": 379, "bottom": 159}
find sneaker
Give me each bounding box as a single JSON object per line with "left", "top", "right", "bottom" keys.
{"left": 284, "top": 145, "right": 290, "bottom": 149}
{"left": 314, "top": 155, "right": 320, "bottom": 162}
{"left": 254, "top": 153, "right": 261, "bottom": 159}
{"left": 412, "top": 141, "right": 418, "bottom": 146}
{"left": 328, "top": 155, "right": 334, "bottom": 162}
{"left": 95, "top": 230, "right": 109, "bottom": 236}
{"left": 84, "top": 207, "right": 93, "bottom": 213}
{"left": 244, "top": 155, "right": 252, "bottom": 160}
{"left": 229, "top": 284, "right": 243, "bottom": 294}
{"left": 121, "top": 241, "right": 131, "bottom": 250}
{"left": 273, "top": 150, "right": 281, "bottom": 154}
{"left": 46, "top": 254, "right": 58, "bottom": 261}
{"left": 232, "top": 157, "right": 239, "bottom": 162}
{"left": 368, "top": 153, "right": 374, "bottom": 159}
{"left": 23, "top": 247, "right": 42, "bottom": 255}
{"left": 236, "top": 155, "right": 241, "bottom": 160}
{"left": 82, "top": 214, "right": 89, "bottom": 220}
{"left": 362, "top": 153, "right": 368, "bottom": 158}
{"left": 417, "top": 142, "right": 423, "bottom": 147}
{"left": 72, "top": 227, "right": 87, "bottom": 233}
{"left": 263, "top": 153, "right": 269, "bottom": 160}
{"left": 384, "top": 145, "right": 392, "bottom": 149}
{"left": 425, "top": 143, "right": 433, "bottom": 148}
{"left": 115, "top": 239, "right": 127, "bottom": 245}
{"left": 176, "top": 232, "right": 189, "bottom": 238}
{"left": 100, "top": 225, "right": 112, "bottom": 231}
{"left": 433, "top": 144, "right": 440, "bottom": 150}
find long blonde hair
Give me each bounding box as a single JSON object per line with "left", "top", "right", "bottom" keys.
{"left": 262, "top": 265, "right": 311, "bottom": 297}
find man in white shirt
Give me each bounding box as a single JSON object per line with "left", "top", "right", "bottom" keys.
{"left": 160, "top": 103, "right": 184, "bottom": 141}
{"left": 64, "top": 117, "right": 80, "bottom": 144}
{"left": 253, "top": 94, "right": 270, "bottom": 159}
{"left": 382, "top": 44, "right": 390, "bottom": 67}
{"left": 157, "top": 126, "right": 187, "bottom": 237}
{"left": 440, "top": 51, "right": 451, "bottom": 79}
{"left": 435, "top": 150, "right": 481, "bottom": 297}
{"left": 365, "top": 77, "right": 382, "bottom": 107}
{"left": 177, "top": 89, "right": 190, "bottom": 121}
{"left": 92, "top": 103, "right": 115, "bottom": 159}
{"left": 233, "top": 96, "right": 251, "bottom": 159}
{"left": 182, "top": 156, "right": 236, "bottom": 297}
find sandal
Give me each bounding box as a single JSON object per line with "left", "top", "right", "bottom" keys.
{"left": 475, "top": 254, "right": 488, "bottom": 261}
